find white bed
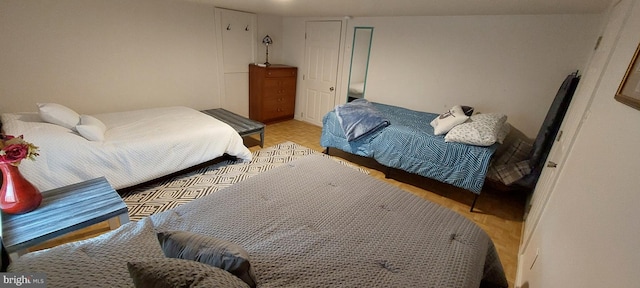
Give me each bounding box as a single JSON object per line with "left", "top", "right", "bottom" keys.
{"left": 0, "top": 106, "right": 252, "bottom": 191}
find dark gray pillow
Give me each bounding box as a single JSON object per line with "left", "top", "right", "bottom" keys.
{"left": 461, "top": 105, "right": 474, "bottom": 116}
{"left": 127, "top": 258, "right": 249, "bottom": 288}
{"left": 157, "top": 231, "right": 257, "bottom": 288}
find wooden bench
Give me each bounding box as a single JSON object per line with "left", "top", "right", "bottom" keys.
{"left": 201, "top": 109, "right": 265, "bottom": 148}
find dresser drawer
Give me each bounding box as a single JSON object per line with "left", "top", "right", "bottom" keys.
{"left": 263, "top": 98, "right": 294, "bottom": 117}
{"left": 264, "top": 78, "right": 296, "bottom": 89}
{"left": 264, "top": 87, "right": 295, "bottom": 99}
{"left": 263, "top": 95, "right": 295, "bottom": 104}
{"left": 265, "top": 68, "right": 297, "bottom": 78}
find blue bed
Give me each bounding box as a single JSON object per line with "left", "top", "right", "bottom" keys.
{"left": 321, "top": 102, "right": 498, "bottom": 203}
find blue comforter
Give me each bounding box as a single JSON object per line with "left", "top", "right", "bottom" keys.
{"left": 321, "top": 102, "right": 498, "bottom": 194}
{"left": 335, "top": 99, "right": 390, "bottom": 141}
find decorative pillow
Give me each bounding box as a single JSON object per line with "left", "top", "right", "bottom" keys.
{"left": 486, "top": 136, "right": 534, "bottom": 185}
{"left": 8, "top": 219, "right": 166, "bottom": 287}
{"left": 127, "top": 258, "right": 250, "bottom": 288}
{"left": 461, "top": 105, "right": 474, "bottom": 116}
{"left": 494, "top": 137, "right": 533, "bottom": 166}
{"left": 37, "top": 103, "right": 80, "bottom": 129}
{"left": 444, "top": 113, "right": 507, "bottom": 146}
{"left": 489, "top": 160, "right": 532, "bottom": 186}
{"left": 76, "top": 115, "right": 107, "bottom": 141}
{"left": 430, "top": 105, "right": 469, "bottom": 135}
{"left": 496, "top": 122, "right": 511, "bottom": 144}
{"left": 157, "top": 231, "right": 257, "bottom": 288}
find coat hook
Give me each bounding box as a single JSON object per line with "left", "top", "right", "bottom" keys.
{"left": 226, "top": 24, "right": 231, "bottom": 30}
{"left": 245, "top": 25, "right": 249, "bottom": 31}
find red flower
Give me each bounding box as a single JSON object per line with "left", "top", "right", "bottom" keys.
{"left": 0, "top": 135, "right": 39, "bottom": 165}
{"left": 1, "top": 144, "right": 28, "bottom": 163}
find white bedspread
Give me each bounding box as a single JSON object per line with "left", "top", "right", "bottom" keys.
{"left": 1, "top": 106, "right": 252, "bottom": 191}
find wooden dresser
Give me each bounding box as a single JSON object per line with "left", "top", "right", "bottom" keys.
{"left": 249, "top": 64, "right": 297, "bottom": 123}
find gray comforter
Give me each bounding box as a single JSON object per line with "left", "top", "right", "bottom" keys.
{"left": 9, "top": 154, "right": 508, "bottom": 287}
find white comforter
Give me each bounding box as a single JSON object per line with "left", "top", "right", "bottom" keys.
{"left": 1, "top": 106, "right": 252, "bottom": 191}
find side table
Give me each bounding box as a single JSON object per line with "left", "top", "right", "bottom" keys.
{"left": 1, "top": 177, "right": 129, "bottom": 258}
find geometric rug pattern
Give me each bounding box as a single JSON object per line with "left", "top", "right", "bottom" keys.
{"left": 121, "top": 141, "right": 368, "bottom": 221}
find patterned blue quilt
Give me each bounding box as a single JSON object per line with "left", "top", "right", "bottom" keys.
{"left": 321, "top": 103, "right": 498, "bottom": 194}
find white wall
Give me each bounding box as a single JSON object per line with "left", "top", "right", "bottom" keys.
{"left": 332, "top": 15, "right": 601, "bottom": 137}
{"left": 0, "top": 0, "right": 221, "bottom": 114}
{"left": 517, "top": 0, "right": 640, "bottom": 286}
{"left": 257, "top": 14, "right": 284, "bottom": 65}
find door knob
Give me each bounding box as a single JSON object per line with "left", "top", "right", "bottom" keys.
{"left": 329, "top": 87, "right": 335, "bottom": 92}
{"left": 547, "top": 161, "right": 558, "bottom": 168}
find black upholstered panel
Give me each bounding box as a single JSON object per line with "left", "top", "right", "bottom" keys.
{"left": 523, "top": 72, "right": 580, "bottom": 188}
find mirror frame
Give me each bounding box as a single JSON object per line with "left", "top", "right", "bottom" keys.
{"left": 347, "top": 27, "right": 374, "bottom": 102}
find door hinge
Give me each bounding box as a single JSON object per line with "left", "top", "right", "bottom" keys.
{"left": 556, "top": 130, "right": 563, "bottom": 142}
{"left": 305, "top": 33, "right": 307, "bottom": 40}
{"left": 303, "top": 74, "right": 305, "bottom": 80}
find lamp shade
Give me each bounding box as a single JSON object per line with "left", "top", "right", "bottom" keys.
{"left": 262, "top": 35, "right": 273, "bottom": 45}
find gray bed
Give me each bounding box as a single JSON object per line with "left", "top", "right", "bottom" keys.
{"left": 7, "top": 154, "right": 508, "bottom": 287}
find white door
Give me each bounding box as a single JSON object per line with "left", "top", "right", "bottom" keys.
{"left": 519, "top": 0, "right": 630, "bottom": 267}
{"left": 216, "top": 9, "right": 256, "bottom": 117}
{"left": 301, "top": 21, "right": 342, "bottom": 126}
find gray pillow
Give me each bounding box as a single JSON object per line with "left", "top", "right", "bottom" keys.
{"left": 127, "top": 258, "right": 249, "bottom": 288}
{"left": 157, "top": 231, "right": 257, "bottom": 288}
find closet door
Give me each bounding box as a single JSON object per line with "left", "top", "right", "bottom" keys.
{"left": 518, "top": 0, "right": 631, "bottom": 280}
{"left": 216, "top": 9, "right": 257, "bottom": 117}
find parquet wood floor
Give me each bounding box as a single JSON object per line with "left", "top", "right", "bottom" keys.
{"left": 31, "top": 119, "right": 524, "bottom": 287}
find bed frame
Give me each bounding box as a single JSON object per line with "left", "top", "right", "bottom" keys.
{"left": 116, "top": 154, "right": 237, "bottom": 195}
{"left": 324, "top": 147, "right": 483, "bottom": 211}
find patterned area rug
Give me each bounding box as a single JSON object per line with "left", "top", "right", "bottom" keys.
{"left": 122, "top": 141, "right": 368, "bottom": 221}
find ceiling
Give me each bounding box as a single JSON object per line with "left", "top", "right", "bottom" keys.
{"left": 188, "top": 0, "right": 613, "bottom": 17}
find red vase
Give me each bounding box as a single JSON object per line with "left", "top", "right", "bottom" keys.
{"left": 0, "top": 163, "right": 42, "bottom": 214}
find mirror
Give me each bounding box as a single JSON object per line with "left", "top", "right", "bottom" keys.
{"left": 347, "top": 27, "right": 374, "bottom": 102}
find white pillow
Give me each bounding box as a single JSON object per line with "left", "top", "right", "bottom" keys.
{"left": 37, "top": 103, "right": 80, "bottom": 129}
{"left": 76, "top": 115, "right": 107, "bottom": 141}
{"left": 444, "top": 113, "right": 507, "bottom": 146}
{"left": 496, "top": 122, "right": 511, "bottom": 144}
{"left": 430, "top": 105, "right": 469, "bottom": 135}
